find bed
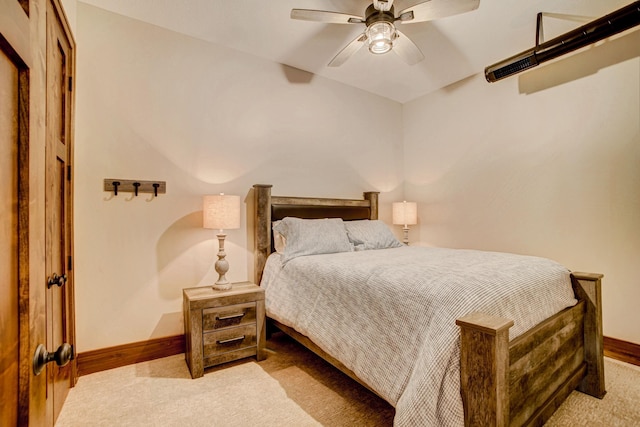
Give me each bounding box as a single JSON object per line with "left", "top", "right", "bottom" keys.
{"left": 252, "top": 184, "right": 605, "bottom": 426}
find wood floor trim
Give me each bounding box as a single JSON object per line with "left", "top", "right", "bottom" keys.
{"left": 76, "top": 335, "right": 185, "bottom": 376}
{"left": 603, "top": 336, "right": 640, "bottom": 367}
{"left": 75, "top": 334, "right": 639, "bottom": 377}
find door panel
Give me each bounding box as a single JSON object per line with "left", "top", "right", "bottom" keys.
{"left": 0, "top": 0, "right": 77, "bottom": 425}
{"left": 1, "top": 4, "right": 32, "bottom": 423}
{"left": 45, "top": 0, "right": 75, "bottom": 423}
{"left": 1, "top": 0, "right": 74, "bottom": 423}
{"left": 0, "top": 42, "right": 20, "bottom": 427}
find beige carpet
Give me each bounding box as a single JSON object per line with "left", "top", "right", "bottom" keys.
{"left": 545, "top": 357, "right": 640, "bottom": 426}
{"left": 55, "top": 352, "right": 319, "bottom": 426}
{"left": 56, "top": 333, "right": 639, "bottom": 426}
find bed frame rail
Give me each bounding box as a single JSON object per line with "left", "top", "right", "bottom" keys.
{"left": 457, "top": 272, "right": 604, "bottom": 426}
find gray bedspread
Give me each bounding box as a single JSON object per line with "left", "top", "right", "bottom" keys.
{"left": 260, "top": 246, "right": 577, "bottom": 426}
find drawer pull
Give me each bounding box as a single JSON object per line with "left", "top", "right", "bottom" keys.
{"left": 217, "top": 335, "right": 246, "bottom": 345}
{"left": 217, "top": 312, "right": 246, "bottom": 321}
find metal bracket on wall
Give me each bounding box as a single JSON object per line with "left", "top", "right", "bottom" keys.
{"left": 104, "top": 179, "right": 166, "bottom": 197}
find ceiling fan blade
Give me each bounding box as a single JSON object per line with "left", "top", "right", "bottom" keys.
{"left": 291, "top": 9, "right": 365, "bottom": 24}
{"left": 393, "top": 30, "right": 425, "bottom": 65}
{"left": 328, "top": 33, "right": 367, "bottom": 67}
{"left": 397, "top": 0, "right": 479, "bottom": 23}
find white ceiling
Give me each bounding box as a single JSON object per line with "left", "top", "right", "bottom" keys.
{"left": 78, "top": 0, "right": 634, "bottom": 103}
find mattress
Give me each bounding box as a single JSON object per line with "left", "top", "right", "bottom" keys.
{"left": 260, "top": 245, "right": 577, "bottom": 426}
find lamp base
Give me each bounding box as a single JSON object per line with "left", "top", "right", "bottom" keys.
{"left": 212, "top": 233, "right": 233, "bottom": 291}
{"left": 212, "top": 282, "right": 232, "bottom": 291}
{"left": 402, "top": 226, "right": 410, "bottom": 245}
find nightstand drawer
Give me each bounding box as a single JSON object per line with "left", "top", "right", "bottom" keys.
{"left": 203, "top": 302, "right": 257, "bottom": 331}
{"left": 203, "top": 324, "right": 257, "bottom": 357}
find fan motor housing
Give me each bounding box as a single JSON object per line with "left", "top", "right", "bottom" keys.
{"left": 365, "top": 4, "right": 395, "bottom": 26}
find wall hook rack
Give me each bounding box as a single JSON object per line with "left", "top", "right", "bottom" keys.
{"left": 104, "top": 179, "right": 166, "bottom": 197}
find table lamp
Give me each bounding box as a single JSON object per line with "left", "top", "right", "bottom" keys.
{"left": 203, "top": 193, "right": 240, "bottom": 290}
{"left": 392, "top": 201, "right": 417, "bottom": 245}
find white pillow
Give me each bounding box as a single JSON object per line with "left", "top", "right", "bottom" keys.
{"left": 272, "top": 221, "right": 286, "bottom": 253}
{"left": 344, "top": 220, "right": 403, "bottom": 250}
{"left": 273, "top": 217, "right": 353, "bottom": 264}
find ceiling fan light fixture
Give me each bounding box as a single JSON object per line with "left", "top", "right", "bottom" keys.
{"left": 366, "top": 21, "right": 395, "bottom": 54}
{"left": 292, "top": 0, "right": 480, "bottom": 66}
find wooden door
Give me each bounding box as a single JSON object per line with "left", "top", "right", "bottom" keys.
{"left": 45, "top": 0, "right": 76, "bottom": 424}
{"left": 0, "top": 32, "right": 22, "bottom": 427}
{"left": 0, "top": 0, "right": 75, "bottom": 425}
{"left": 0, "top": 1, "right": 33, "bottom": 425}
{"left": 0, "top": 0, "right": 38, "bottom": 426}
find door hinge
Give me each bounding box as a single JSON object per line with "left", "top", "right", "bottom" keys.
{"left": 67, "top": 165, "right": 71, "bottom": 181}
{"left": 67, "top": 255, "right": 73, "bottom": 271}
{"left": 68, "top": 76, "right": 73, "bottom": 92}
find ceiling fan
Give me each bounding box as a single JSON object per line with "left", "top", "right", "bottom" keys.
{"left": 291, "top": 0, "right": 480, "bottom": 67}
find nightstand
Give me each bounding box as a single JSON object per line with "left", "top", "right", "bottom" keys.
{"left": 183, "top": 281, "right": 266, "bottom": 379}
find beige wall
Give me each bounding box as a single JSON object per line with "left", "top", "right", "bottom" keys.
{"left": 74, "top": 4, "right": 403, "bottom": 351}
{"left": 73, "top": 2, "right": 639, "bottom": 352}
{"left": 403, "top": 30, "right": 640, "bottom": 344}
{"left": 60, "top": 0, "right": 76, "bottom": 33}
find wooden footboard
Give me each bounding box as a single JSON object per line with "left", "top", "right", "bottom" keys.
{"left": 457, "top": 272, "right": 605, "bottom": 427}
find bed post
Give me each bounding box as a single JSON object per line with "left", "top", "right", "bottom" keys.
{"left": 571, "top": 272, "right": 606, "bottom": 398}
{"left": 253, "top": 184, "right": 272, "bottom": 286}
{"left": 363, "top": 191, "right": 379, "bottom": 220}
{"left": 456, "top": 313, "right": 513, "bottom": 427}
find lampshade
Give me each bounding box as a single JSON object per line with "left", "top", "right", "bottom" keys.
{"left": 203, "top": 194, "right": 240, "bottom": 230}
{"left": 392, "top": 201, "right": 417, "bottom": 226}
{"left": 366, "top": 21, "right": 395, "bottom": 54}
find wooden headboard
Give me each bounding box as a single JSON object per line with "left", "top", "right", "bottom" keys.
{"left": 253, "top": 184, "right": 379, "bottom": 285}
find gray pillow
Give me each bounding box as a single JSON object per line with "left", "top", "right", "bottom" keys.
{"left": 273, "top": 217, "right": 353, "bottom": 264}
{"left": 344, "top": 220, "right": 403, "bottom": 250}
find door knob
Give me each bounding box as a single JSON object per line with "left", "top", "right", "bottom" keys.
{"left": 47, "top": 273, "right": 67, "bottom": 289}
{"left": 33, "top": 343, "right": 74, "bottom": 376}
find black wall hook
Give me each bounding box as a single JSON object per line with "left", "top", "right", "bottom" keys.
{"left": 112, "top": 181, "right": 121, "bottom": 196}
{"left": 152, "top": 183, "right": 159, "bottom": 197}
{"left": 133, "top": 182, "right": 141, "bottom": 196}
